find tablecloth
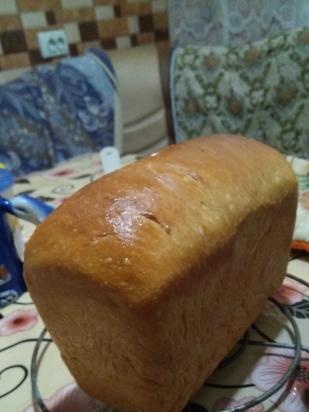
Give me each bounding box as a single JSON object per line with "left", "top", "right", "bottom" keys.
{"left": 1, "top": 152, "right": 308, "bottom": 412}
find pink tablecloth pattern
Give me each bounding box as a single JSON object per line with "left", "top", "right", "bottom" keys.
{"left": 287, "top": 156, "right": 309, "bottom": 249}
{"left": 0, "top": 152, "right": 308, "bottom": 412}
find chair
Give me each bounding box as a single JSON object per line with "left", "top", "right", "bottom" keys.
{"left": 0, "top": 49, "right": 120, "bottom": 176}
{"left": 170, "top": 27, "right": 309, "bottom": 158}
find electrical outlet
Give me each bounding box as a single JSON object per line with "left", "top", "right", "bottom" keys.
{"left": 38, "top": 29, "right": 69, "bottom": 59}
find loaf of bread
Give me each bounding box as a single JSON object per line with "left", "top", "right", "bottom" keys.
{"left": 24, "top": 135, "right": 297, "bottom": 412}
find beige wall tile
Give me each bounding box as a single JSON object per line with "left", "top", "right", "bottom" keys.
{"left": 98, "top": 17, "right": 127, "bottom": 38}
{"left": 61, "top": 0, "right": 93, "bottom": 9}
{"left": 0, "top": 52, "right": 30, "bottom": 70}
{"left": 0, "top": 15, "right": 21, "bottom": 31}
{"left": 127, "top": 16, "right": 139, "bottom": 34}
{"left": 64, "top": 22, "right": 81, "bottom": 43}
{"left": 151, "top": 0, "right": 166, "bottom": 12}
{"left": 0, "top": 0, "right": 18, "bottom": 15}
{"left": 21, "top": 11, "right": 47, "bottom": 29}
{"left": 18, "top": 0, "right": 61, "bottom": 11}
{"left": 116, "top": 35, "right": 131, "bottom": 49}
{"left": 95, "top": 5, "right": 115, "bottom": 21}
{"left": 0, "top": 67, "right": 29, "bottom": 84}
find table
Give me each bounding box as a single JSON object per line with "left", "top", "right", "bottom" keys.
{"left": 1, "top": 152, "right": 308, "bottom": 412}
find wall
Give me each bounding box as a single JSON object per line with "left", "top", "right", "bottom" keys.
{"left": 0, "top": 0, "right": 169, "bottom": 73}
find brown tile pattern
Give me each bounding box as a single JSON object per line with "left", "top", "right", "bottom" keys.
{"left": 0, "top": 16, "right": 21, "bottom": 31}
{"left": 114, "top": 5, "right": 121, "bottom": 17}
{"left": 24, "top": 28, "right": 40, "bottom": 49}
{"left": 130, "top": 33, "right": 138, "bottom": 46}
{"left": 121, "top": 3, "right": 151, "bottom": 16}
{"left": 153, "top": 10, "right": 167, "bottom": 30}
{"left": 101, "top": 37, "right": 116, "bottom": 49}
{"left": 154, "top": 29, "right": 168, "bottom": 42}
{"left": 94, "top": 0, "right": 124, "bottom": 5}
{"left": 77, "top": 40, "right": 101, "bottom": 54}
{"left": 28, "top": 48, "right": 48, "bottom": 65}
{"left": 137, "top": 32, "right": 154, "bottom": 44}
{"left": 46, "top": 10, "right": 57, "bottom": 25}
{"left": 98, "top": 17, "right": 127, "bottom": 38}
{"left": 0, "top": 0, "right": 169, "bottom": 72}
{"left": 69, "top": 43, "right": 78, "bottom": 56}
{"left": 18, "top": 0, "right": 61, "bottom": 12}
{"left": 0, "top": 52, "right": 30, "bottom": 70}
{"left": 56, "top": 8, "right": 95, "bottom": 23}
{"left": 1, "top": 30, "right": 27, "bottom": 53}
{"left": 79, "top": 21, "right": 99, "bottom": 41}
{"left": 139, "top": 15, "right": 153, "bottom": 32}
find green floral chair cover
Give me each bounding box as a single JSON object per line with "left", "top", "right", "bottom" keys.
{"left": 170, "top": 27, "right": 309, "bottom": 158}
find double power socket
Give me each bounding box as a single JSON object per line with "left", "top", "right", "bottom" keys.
{"left": 38, "top": 29, "right": 69, "bottom": 59}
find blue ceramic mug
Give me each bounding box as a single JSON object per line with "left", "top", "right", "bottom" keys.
{"left": 0, "top": 194, "right": 53, "bottom": 307}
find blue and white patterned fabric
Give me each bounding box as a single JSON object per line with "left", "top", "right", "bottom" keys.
{"left": 0, "top": 48, "right": 120, "bottom": 177}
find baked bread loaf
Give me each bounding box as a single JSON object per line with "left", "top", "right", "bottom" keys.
{"left": 24, "top": 135, "right": 297, "bottom": 412}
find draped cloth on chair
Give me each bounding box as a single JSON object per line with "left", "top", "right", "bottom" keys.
{"left": 169, "top": 0, "right": 309, "bottom": 47}
{"left": 0, "top": 49, "right": 121, "bottom": 177}
{"left": 170, "top": 27, "right": 309, "bottom": 158}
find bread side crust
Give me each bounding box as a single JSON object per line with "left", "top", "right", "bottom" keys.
{"left": 24, "top": 135, "right": 297, "bottom": 412}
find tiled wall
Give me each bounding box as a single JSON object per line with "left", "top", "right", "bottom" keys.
{"left": 0, "top": 0, "right": 169, "bottom": 72}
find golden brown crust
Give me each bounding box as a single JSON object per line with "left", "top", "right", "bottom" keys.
{"left": 24, "top": 134, "right": 297, "bottom": 412}
{"left": 25, "top": 135, "right": 296, "bottom": 307}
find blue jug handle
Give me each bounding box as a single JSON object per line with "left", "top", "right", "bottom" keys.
{"left": 0, "top": 195, "right": 53, "bottom": 307}
{"left": 10, "top": 194, "right": 53, "bottom": 224}
{"left": 0, "top": 196, "right": 15, "bottom": 215}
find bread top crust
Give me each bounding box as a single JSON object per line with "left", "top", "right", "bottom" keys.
{"left": 24, "top": 135, "right": 297, "bottom": 308}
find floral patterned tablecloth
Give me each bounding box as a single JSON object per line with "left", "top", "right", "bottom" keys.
{"left": 0, "top": 152, "right": 308, "bottom": 412}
